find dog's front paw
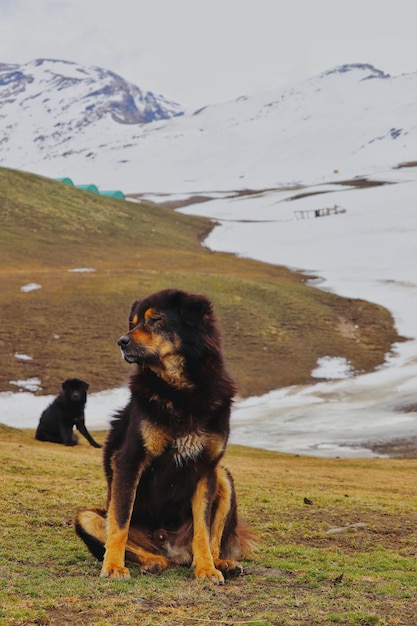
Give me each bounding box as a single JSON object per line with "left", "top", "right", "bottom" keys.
{"left": 140, "top": 554, "right": 168, "bottom": 575}
{"left": 194, "top": 564, "right": 225, "bottom": 585}
{"left": 214, "top": 559, "right": 243, "bottom": 579}
{"left": 100, "top": 563, "right": 130, "bottom": 579}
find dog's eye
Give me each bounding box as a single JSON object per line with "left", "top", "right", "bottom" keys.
{"left": 147, "top": 315, "right": 163, "bottom": 327}
{"left": 143, "top": 308, "right": 164, "bottom": 329}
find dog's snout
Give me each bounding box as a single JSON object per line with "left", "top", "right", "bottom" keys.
{"left": 118, "top": 335, "right": 130, "bottom": 349}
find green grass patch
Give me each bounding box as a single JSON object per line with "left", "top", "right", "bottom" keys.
{"left": 1, "top": 428, "right": 416, "bottom": 625}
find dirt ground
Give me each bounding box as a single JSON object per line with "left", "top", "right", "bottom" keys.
{"left": 355, "top": 402, "right": 417, "bottom": 458}
{"left": 366, "top": 436, "right": 417, "bottom": 458}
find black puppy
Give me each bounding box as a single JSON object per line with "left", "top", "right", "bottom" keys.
{"left": 35, "top": 378, "right": 101, "bottom": 448}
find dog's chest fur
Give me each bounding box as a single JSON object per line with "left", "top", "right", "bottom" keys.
{"left": 171, "top": 433, "right": 205, "bottom": 466}
{"left": 140, "top": 419, "right": 207, "bottom": 464}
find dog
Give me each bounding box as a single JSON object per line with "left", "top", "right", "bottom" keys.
{"left": 75, "top": 289, "right": 256, "bottom": 583}
{"left": 35, "top": 378, "right": 101, "bottom": 448}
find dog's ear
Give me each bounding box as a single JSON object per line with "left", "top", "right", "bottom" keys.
{"left": 129, "top": 299, "right": 142, "bottom": 329}
{"left": 83, "top": 382, "right": 89, "bottom": 391}
{"left": 61, "top": 380, "right": 70, "bottom": 391}
{"left": 179, "top": 293, "right": 212, "bottom": 327}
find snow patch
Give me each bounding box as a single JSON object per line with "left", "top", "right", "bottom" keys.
{"left": 311, "top": 356, "right": 353, "bottom": 380}
{"left": 9, "top": 378, "right": 42, "bottom": 392}
{"left": 14, "top": 353, "right": 33, "bottom": 361}
{"left": 20, "top": 283, "right": 42, "bottom": 292}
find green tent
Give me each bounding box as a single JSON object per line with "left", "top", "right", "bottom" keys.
{"left": 75, "top": 184, "right": 100, "bottom": 194}
{"left": 55, "top": 179, "right": 125, "bottom": 200}
{"left": 98, "top": 190, "right": 125, "bottom": 200}
{"left": 55, "top": 177, "right": 74, "bottom": 186}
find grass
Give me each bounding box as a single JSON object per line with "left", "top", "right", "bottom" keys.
{"left": 0, "top": 167, "right": 401, "bottom": 397}
{"left": 1, "top": 425, "right": 416, "bottom": 625}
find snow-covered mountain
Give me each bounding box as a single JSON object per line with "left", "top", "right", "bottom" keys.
{"left": 1, "top": 60, "right": 417, "bottom": 193}
{"left": 0, "top": 58, "right": 182, "bottom": 176}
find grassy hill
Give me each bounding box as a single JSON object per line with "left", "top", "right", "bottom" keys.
{"left": 0, "top": 166, "right": 401, "bottom": 397}
{"left": 1, "top": 425, "right": 416, "bottom": 625}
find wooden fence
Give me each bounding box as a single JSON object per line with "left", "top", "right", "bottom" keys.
{"left": 294, "top": 204, "right": 346, "bottom": 220}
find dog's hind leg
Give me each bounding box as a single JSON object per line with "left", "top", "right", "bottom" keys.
{"left": 75, "top": 509, "right": 168, "bottom": 575}
{"left": 124, "top": 541, "right": 168, "bottom": 574}
{"left": 74, "top": 508, "right": 107, "bottom": 561}
{"left": 209, "top": 467, "right": 243, "bottom": 579}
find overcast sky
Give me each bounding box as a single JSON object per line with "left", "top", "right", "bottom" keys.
{"left": 1, "top": 0, "right": 416, "bottom": 108}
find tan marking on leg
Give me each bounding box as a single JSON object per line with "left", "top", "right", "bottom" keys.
{"left": 210, "top": 466, "right": 232, "bottom": 561}
{"left": 192, "top": 476, "right": 224, "bottom": 584}
{"left": 101, "top": 465, "right": 144, "bottom": 579}
{"left": 210, "top": 467, "right": 243, "bottom": 578}
{"left": 101, "top": 509, "right": 131, "bottom": 579}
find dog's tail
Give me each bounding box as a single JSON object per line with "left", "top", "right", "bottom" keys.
{"left": 220, "top": 515, "right": 259, "bottom": 562}
{"left": 237, "top": 516, "right": 259, "bottom": 558}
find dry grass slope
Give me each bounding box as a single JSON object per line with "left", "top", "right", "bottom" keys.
{"left": 0, "top": 167, "right": 401, "bottom": 397}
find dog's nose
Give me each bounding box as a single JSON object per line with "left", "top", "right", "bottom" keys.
{"left": 118, "top": 335, "right": 130, "bottom": 348}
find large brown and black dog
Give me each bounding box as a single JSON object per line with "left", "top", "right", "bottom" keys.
{"left": 75, "top": 289, "right": 255, "bottom": 583}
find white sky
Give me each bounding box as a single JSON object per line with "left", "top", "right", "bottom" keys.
{"left": 1, "top": 0, "right": 417, "bottom": 108}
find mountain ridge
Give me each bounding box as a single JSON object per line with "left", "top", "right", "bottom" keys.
{"left": 1, "top": 59, "right": 417, "bottom": 193}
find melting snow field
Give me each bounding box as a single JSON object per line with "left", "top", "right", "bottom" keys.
{"left": 2, "top": 167, "right": 417, "bottom": 457}
{"left": 178, "top": 167, "right": 417, "bottom": 457}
